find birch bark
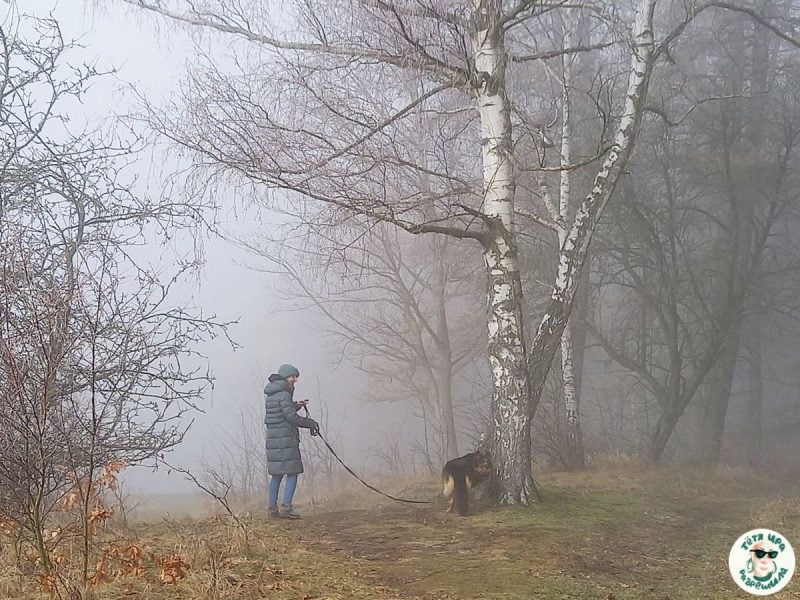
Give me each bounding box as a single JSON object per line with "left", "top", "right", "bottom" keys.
{"left": 529, "top": 0, "right": 658, "bottom": 426}
{"left": 557, "top": 13, "right": 585, "bottom": 470}
{"left": 472, "top": 0, "right": 533, "bottom": 504}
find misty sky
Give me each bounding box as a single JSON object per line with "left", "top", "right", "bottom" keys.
{"left": 25, "top": 0, "right": 415, "bottom": 494}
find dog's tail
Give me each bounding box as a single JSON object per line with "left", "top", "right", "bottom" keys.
{"left": 452, "top": 474, "right": 468, "bottom": 516}
{"left": 443, "top": 472, "right": 468, "bottom": 515}
{"left": 442, "top": 473, "right": 454, "bottom": 498}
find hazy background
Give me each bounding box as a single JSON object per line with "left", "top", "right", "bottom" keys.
{"left": 20, "top": 0, "right": 800, "bottom": 499}
{"left": 26, "top": 0, "right": 417, "bottom": 495}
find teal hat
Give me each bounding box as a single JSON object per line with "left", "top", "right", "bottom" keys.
{"left": 278, "top": 363, "right": 300, "bottom": 378}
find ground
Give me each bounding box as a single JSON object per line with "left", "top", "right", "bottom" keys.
{"left": 2, "top": 467, "right": 799, "bottom": 599}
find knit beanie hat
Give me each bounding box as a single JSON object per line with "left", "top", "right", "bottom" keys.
{"left": 278, "top": 363, "right": 300, "bottom": 379}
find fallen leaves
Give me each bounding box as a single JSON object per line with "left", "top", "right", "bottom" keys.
{"left": 86, "top": 544, "right": 189, "bottom": 586}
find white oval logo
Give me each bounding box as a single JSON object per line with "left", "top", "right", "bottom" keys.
{"left": 729, "top": 529, "right": 795, "bottom": 595}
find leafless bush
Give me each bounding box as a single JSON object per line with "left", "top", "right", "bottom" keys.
{"left": 0, "top": 5, "right": 228, "bottom": 593}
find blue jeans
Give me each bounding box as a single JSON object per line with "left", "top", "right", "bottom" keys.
{"left": 268, "top": 473, "right": 298, "bottom": 509}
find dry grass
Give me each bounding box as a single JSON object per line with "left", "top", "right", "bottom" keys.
{"left": 3, "top": 466, "right": 800, "bottom": 599}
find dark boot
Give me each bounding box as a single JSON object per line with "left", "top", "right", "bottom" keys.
{"left": 279, "top": 504, "right": 301, "bottom": 519}
{"left": 268, "top": 506, "right": 280, "bottom": 519}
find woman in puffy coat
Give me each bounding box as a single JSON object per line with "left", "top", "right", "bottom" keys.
{"left": 264, "top": 363, "right": 319, "bottom": 519}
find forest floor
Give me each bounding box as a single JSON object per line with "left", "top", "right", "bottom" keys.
{"left": 2, "top": 466, "right": 800, "bottom": 599}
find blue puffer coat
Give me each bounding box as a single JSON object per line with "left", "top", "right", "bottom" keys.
{"left": 264, "top": 376, "right": 317, "bottom": 475}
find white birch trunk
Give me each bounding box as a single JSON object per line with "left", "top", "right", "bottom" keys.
{"left": 557, "top": 15, "right": 585, "bottom": 470}
{"left": 529, "top": 0, "right": 657, "bottom": 420}
{"left": 473, "top": 0, "right": 533, "bottom": 504}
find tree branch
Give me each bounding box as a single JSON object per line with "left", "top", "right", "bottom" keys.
{"left": 125, "top": 0, "right": 469, "bottom": 85}
{"left": 510, "top": 41, "right": 617, "bottom": 63}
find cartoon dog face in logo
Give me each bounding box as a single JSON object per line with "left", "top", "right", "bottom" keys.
{"left": 748, "top": 541, "right": 780, "bottom": 581}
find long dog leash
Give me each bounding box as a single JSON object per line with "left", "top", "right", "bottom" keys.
{"left": 303, "top": 406, "right": 433, "bottom": 505}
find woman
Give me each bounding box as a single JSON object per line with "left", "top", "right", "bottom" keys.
{"left": 748, "top": 541, "right": 779, "bottom": 582}
{"left": 263, "top": 363, "right": 319, "bottom": 519}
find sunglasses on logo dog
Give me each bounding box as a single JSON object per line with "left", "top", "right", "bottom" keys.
{"left": 750, "top": 549, "right": 779, "bottom": 559}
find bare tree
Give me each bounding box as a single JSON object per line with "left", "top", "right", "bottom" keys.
{"left": 243, "top": 221, "right": 483, "bottom": 461}
{"left": 120, "top": 0, "right": 800, "bottom": 497}
{"left": 0, "top": 6, "right": 228, "bottom": 590}
{"left": 120, "top": 0, "right": 669, "bottom": 503}
{"left": 589, "top": 0, "right": 800, "bottom": 463}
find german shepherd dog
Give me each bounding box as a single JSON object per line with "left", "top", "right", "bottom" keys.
{"left": 442, "top": 451, "right": 492, "bottom": 516}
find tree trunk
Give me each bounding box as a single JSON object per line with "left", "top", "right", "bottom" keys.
{"left": 740, "top": 3, "right": 770, "bottom": 470}
{"left": 702, "top": 335, "right": 740, "bottom": 466}
{"left": 647, "top": 405, "right": 683, "bottom": 463}
{"left": 557, "top": 21, "right": 585, "bottom": 471}
{"left": 433, "top": 250, "right": 459, "bottom": 459}
{"left": 562, "top": 267, "right": 589, "bottom": 469}
{"left": 438, "top": 358, "right": 459, "bottom": 460}
{"left": 744, "top": 317, "right": 763, "bottom": 468}
{"left": 529, "top": 0, "right": 657, "bottom": 426}
{"left": 571, "top": 268, "right": 590, "bottom": 406}
{"left": 653, "top": 0, "right": 773, "bottom": 464}
{"left": 417, "top": 97, "right": 461, "bottom": 462}
{"left": 560, "top": 327, "right": 585, "bottom": 469}
{"left": 484, "top": 241, "right": 533, "bottom": 503}
{"left": 471, "top": 0, "right": 534, "bottom": 503}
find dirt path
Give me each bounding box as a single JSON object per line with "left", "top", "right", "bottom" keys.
{"left": 283, "top": 474, "right": 800, "bottom": 599}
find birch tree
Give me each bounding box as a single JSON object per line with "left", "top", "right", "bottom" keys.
{"left": 528, "top": 8, "right": 595, "bottom": 470}
{"left": 556, "top": 16, "right": 585, "bottom": 470}
{"left": 122, "top": 0, "right": 800, "bottom": 497}
{"left": 122, "top": 0, "right": 667, "bottom": 503}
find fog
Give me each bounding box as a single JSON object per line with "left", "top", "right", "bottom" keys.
{"left": 10, "top": 0, "right": 800, "bottom": 502}
{"left": 5, "top": 2, "right": 800, "bottom": 597}
{"left": 21, "top": 0, "right": 420, "bottom": 495}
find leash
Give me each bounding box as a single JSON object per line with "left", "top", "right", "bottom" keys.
{"left": 302, "top": 406, "right": 433, "bottom": 505}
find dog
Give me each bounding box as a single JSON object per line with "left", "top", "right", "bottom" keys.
{"left": 442, "top": 450, "right": 492, "bottom": 516}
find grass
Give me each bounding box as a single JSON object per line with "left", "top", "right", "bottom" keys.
{"left": 2, "top": 466, "right": 800, "bottom": 599}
